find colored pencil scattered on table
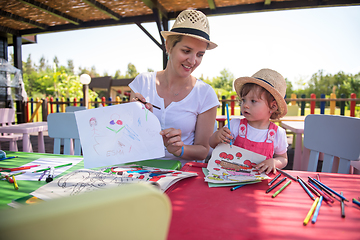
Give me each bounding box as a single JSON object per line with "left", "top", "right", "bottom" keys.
{"left": 352, "top": 198, "right": 360, "bottom": 207}
{"left": 340, "top": 192, "right": 345, "bottom": 218}
{"left": 272, "top": 180, "right": 291, "bottom": 198}
{"left": 311, "top": 196, "right": 323, "bottom": 224}
{"left": 268, "top": 173, "right": 281, "bottom": 186}
{"left": 316, "top": 173, "right": 321, "bottom": 181}
{"left": 298, "top": 176, "right": 320, "bottom": 197}
{"left": 308, "top": 177, "right": 335, "bottom": 198}
{"left": 12, "top": 176, "right": 19, "bottom": 190}
{"left": 275, "top": 168, "right": 298, "bottom": 182}
{"left": 297, "top": 177, "right": 315, "bottom": 200}
{"left": 311, "top": 178, "right": 348, "bottom": 202}
{"left": 230, "top": 184, "right": 244, "bottom": 191}
{"left": 0, "top": 156, "right": 18, "bottom": 161}
{"left": 266, "top": 177, "right": 287, "bottom": 194}
{"left": 307, "top": 181, "right": 334, "bottom": 203}
{"left": 32, "top": 163, "right": 72, "bottom": 173}
{"left": 303, "top": 197, "right": 319, "bottom": 226}
{"left": 2, "top": 164, "right": 41, "bottom": 172}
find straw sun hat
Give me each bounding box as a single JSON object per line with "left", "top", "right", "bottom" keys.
{"left": 161, "top": 9, "right": 217, "bottom": 50}
{"left": 233, "top": 68, "right": 288, "bottom": 119}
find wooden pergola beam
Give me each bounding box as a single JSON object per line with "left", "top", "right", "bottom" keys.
{"left": 82, "top": 0, "right": 122, "bottom": 21}
{"left": 207, "top": 0, "right": 216, "bottom": 9}
{"left": 0, "top": 9, "right": 47, "bottom": 30}
{"left": 18, "top": 0, "right": 82, "bottom": 25}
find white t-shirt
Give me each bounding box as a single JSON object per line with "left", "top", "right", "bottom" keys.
{"left": 129, "top": 72, "right": 220, "bottom": 165}
{"left": 230, "top": 118, "right": 288, "bottom": 155}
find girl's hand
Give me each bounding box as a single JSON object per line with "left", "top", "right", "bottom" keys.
{"left": 131, "top": 93, "right": 153, "bottom": 112}
{"left": 255, "top": 159, "right": 277, "bottom": 175}
{"left": 216, "top": 127, "right": 233, "bottom": 144}
{"left": 160, "top": 128, "right": 184, "bottom": 156}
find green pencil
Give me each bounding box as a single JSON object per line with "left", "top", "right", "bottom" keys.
{"left": 32, "top": 163, "right": 73, "bottom": 173}
{"left": 272, "top": 180, "right": 292, "bottom": 198}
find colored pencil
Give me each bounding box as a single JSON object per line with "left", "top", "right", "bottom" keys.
{"left": 38, "top": 170, "right": 48, "bottom": 181}
{"left": 2, "top": 164, "right": 41, "bottom": 172}
{"left": 340, "top": 192, "right": 345, "bottom": 218}
{"left": 275, "top": 168, "right": 298, "bottom": 182}
{"left": 297, "top": 177, "right": 315, "bottom": 200}
{"left": 312, "top": 178, "right": 348, "bottom": 202}
{"left": 266, "top": 177, "right": 287, "bottom": 193}
{"left": 311, "top": 196, "right": 323, "bottom": 224}
{"left": 12, "top": 176, "right": 19, "bottom": 190}
{"left": 316, "top": 173, "right": 321, "bottom": 181}
{"left": 272, "top": 180, "right": 291, "bottom": 198}
{"left": 32, "top": 163, "right": 73, "bottom": 173}
{"left": 307, "top": 181, "right": 334, "bottom": 203}
{"left": 135, "top": 97, "right": 160, "bottom": 110}
{"left": 226, "top": 103, "right": 232, "bottom": 147}
{"left": 230, "top": 184, "right": 244, "bottom": 191}
{"left": 268, "top": 173, "right": 281, "bottom": 186}
{"left": 8, "top": 171, "right": 26, "bottom": 177}
{"left": 298, "top": 176, "right": 320, "bottom": 197}
{"left": 303, "top": 197, "right": 319, "bottom": 226}
{"left": 352, "top": 198, "right": 360, "bottom": 207}
{"left": 0, "top": 156, "right": 18, "bottom": 161}
{"left": 308, "top": 177, "right": 335, "bottom": 198}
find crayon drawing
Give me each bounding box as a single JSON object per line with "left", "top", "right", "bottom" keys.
{"left": 205, "top": 143, "right": 270, "bottom": 183}
{"left": 75, "top": 102, "right": 165, "bottom": 168}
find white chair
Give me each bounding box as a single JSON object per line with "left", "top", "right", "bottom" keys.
{"left": 65, "top": 106, "right": 87, "bottom": 112}
{"left": 47, "top": 112, "right": 82, "bottom": 155}
{"left": 304, "top": 114, "right": 360, "bottom": 173}
{"left": 0, "top": 108, "right": 23, "bottom": 151}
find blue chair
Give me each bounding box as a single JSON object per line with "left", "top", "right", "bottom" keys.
{"left": 304, "top": 114, "right": 360, "bottom": 173}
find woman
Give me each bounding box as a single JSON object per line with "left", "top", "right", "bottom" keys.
{"left": 129, "top": 9, "right": 219, "bottom": 166}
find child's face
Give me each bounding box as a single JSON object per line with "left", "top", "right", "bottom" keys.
{"left": 240, "top": 88, "right": 276, "bottom": 125}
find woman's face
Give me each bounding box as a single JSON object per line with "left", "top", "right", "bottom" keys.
{"left": 168, "top": 36, "right": 207, "bottom": 78}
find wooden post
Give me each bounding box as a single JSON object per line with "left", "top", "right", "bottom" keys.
{"left": 221, "top": 96, "right": 226, "bottom": 115}
{"left": 42, "top": 98, "right": 48, "bottom": 122}
{"left": 310, "top": 93, "right": 316, "bottom": 114}
{"left": 320, "top": 94, "right": 325, "bottom": 114}
{"left": 350, "top": 93, "right": 356, "bottom": 117}
{"left": 330, "top": 93, "right": 336, "bottom": 115}
{"left": 300, "top": 94, "right": 306, "bottom": 116}
{"left": 291, "top": 93, "right": 297, "bottom": 106}
{"left": 230, "top": 95, "right": 235, "bottom": 115}
{"left": 340, "top": 93, "right": 345, "bottom": 116}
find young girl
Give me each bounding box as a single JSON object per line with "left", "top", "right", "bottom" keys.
{"left": 209, "top": 68, "right": 288, "bottom": 174}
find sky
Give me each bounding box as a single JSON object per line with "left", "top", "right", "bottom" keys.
{"left": 9, "top": 5, "right": 360, "bottom": 89}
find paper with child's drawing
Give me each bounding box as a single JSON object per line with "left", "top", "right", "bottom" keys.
{"left": 205, "top": 143, "right": 270, "bottom": 183}
{"left": 75, "top": 102, "right": 165, "bottom": 168}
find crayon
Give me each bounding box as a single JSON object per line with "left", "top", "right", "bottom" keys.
{"left": 352, "top": 198, "right": 360, "bottom": 207}
{"left": 272, "top": 180, "right": 291, "bottom": 198}
{"left": 268, "top": 173, "right": 281, "bottom": 186}
{"left": 340, "top": 192, "right": 345, "bottom": 218}
{"left": 297, "top": 177, "right": 315, "bottom": 200}
{"left": 230, "top": 185, "right": 244, "bottom": 191}
{"left": 312, "top": 178, "right": 348, "bottom": 202}
{"left": 12, "top": 176, "right": 19, "bottom": 190}
{"left": 275, "top": 168, "right": 297, "bottom": 182}
{"left": 304, "top": 197, "right": 319, "bottom": 226}
{"left": 311, "top": 196, "right": 323, "bottom": 224}
{"left": 226, "top": 103, "right": 232, "bottom": 147}
{"left": 266, "top": 177, "right": 287, "bottom": 193}
{"left": 32, "top": 163, "right": 73, "bottom": 173}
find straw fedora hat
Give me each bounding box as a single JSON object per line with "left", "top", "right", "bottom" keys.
{"left": 233, "top": 69, "right": 288, "bottom": 119}
{"left": 161, "top": 9, "right": 217, "bottom": 50}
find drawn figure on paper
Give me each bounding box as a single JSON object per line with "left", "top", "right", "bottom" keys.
{"left": 89, "top": 117, "right": 101, "bottom": 136}
{"left": 109, "top": 166, "right": 176, "bottom": 182}
{"left": 207, "top": 172, "right": 238, "bottom": 182}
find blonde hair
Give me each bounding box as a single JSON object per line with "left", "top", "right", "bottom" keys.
{"left": 166, "top": 35, "right": 183, "bottom": 54}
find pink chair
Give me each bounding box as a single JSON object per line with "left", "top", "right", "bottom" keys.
{"left": 0, "top": 108, "right": 23, "bottom": 151}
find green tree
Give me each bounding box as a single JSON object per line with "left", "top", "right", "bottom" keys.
{"left": 125, "top": 63, "right": 138, "bottom": 78}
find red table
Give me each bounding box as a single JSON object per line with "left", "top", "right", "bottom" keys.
{"left": 165, "top": 162, "right": 360, "bottom": 240}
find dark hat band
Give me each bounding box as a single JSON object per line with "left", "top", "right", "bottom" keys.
{"left": 171, "top": 28, "right": 210, "bottom": 41}
{"left": 254, "top": 77, "right": 274, "bottom": 88}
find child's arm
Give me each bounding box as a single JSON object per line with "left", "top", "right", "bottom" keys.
{"left": 209, "top": 127, "right": 233, "bottom": 148}
{"left": 255, "top": 152, "right": 288, "bottom": 175}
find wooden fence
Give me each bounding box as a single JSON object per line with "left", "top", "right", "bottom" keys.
{"left": 24, "top": 93, "right": 359, "bottom": 122}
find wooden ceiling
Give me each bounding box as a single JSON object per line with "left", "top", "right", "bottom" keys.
{"left": 1, "top": 0, "right": 360, "bottom": 44}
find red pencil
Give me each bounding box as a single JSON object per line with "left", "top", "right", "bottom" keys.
{"left": 3, "top": 165, "right": 41, "bottom": 172}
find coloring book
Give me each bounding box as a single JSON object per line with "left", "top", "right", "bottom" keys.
{"left": 31, "top": 166, "right": 197, "bottom": 200}
{"left": 75, "top": 102, "right": 165, "bottom": 168}
{"left": 205, "top": 143, "right": 270, "bottom": 183}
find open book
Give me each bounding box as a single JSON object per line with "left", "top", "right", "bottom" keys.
{"left": 31, "top": 166, "right": 197, "bottom": 200}
{"left": 205, "top": 143, "right": 270, "bottom": 184}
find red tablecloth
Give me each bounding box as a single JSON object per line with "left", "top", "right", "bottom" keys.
{"left": 165, "top": 162, "right": 360, "bottom": 240}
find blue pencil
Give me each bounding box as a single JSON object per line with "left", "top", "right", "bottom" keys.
{"left": 297, "top": 177, "right": 315, "bottom": 200}
{"left": 312, "top": 178, "right": 348, "bottom": 202}
{"left": 226, "top": 103, "right": 232, "bottom": 147}
{"left": 0, "top": 156, "right": 18, "bottom": 161}
{"left": 230, "top": 184, "right": 244, "bottom": 191}
{"left": 311, "top": 196, "right": 323, "bottom": 224}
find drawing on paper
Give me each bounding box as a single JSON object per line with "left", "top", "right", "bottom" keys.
{"left": 75, "top": 102, "right": 165, "bottom": 168}
{"left": 205, "top": 143, "right": 270, "bottom": 183}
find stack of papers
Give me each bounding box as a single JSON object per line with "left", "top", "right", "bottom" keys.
{"left": 204, "top": 144, "right": 270, "bottom": 187}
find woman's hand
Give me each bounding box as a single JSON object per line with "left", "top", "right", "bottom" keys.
{"left": 130, "top": 92, "right": 153, "bottom": 112}
{"left": 160, "top": 128, "right": 184, "bottom": 156}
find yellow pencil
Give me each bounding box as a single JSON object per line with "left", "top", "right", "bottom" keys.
{"left": 12, "top": 175, "right": 19, "bottom": 190}
{"left": 303, "top": 197, "right": 319, "bottom": 225}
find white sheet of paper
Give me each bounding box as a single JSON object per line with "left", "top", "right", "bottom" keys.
{"left": 205, "top": 143, "right": 270, "bottom": 183}
{"left": 75, "top": 102, "right": 165, "bottom": 168}
{"left": 12, "top": 157, "right": 82, "bottom": 181}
